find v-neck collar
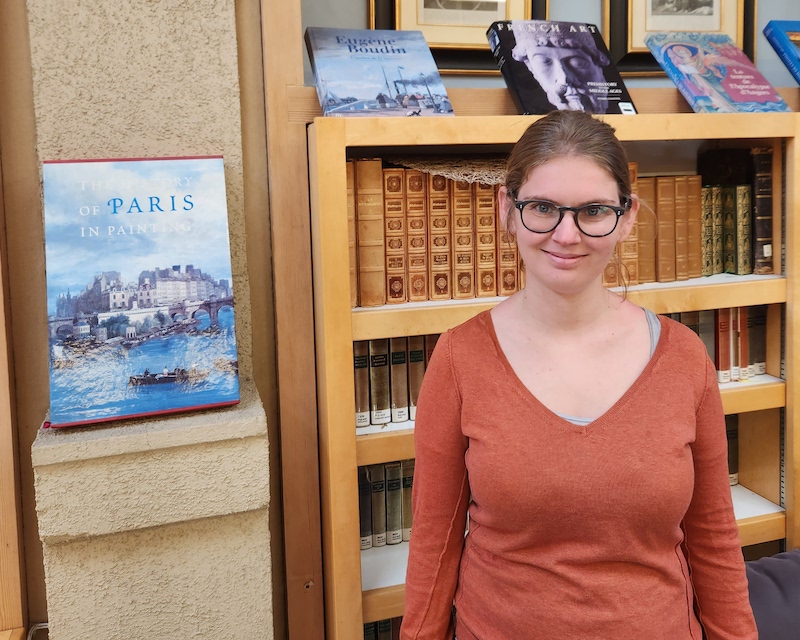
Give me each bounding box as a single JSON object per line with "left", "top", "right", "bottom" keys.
{"left": 480, "top": 309, "right": 670, "bottom": 431}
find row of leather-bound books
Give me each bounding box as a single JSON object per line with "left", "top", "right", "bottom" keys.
{"left": 352, "top": 307, "right": 769, "bottom": 432}
{"left": 358, "top": 460, "right": 415, "bottom": 550}
{"left": 363, "top": 616, "right": 403, "bottom": 640}
{"left": 347, "top": 148, "right": 775, "bottom": 307}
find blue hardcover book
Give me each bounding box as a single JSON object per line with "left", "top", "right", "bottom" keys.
{"left": 644, "top": 32, "right": 792, "bottom": 113}
{"left": 764, "top": 20, "right": 800, "bottom": 86}
{"left": 304, "top": 27, "right": 454, "bottom": 117}
{"left": 43, "top": 156, "right": 240, "bottom": 428}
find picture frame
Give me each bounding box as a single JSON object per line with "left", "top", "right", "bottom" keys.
{"left": 369, "top": 0, "right": 549, "bottom": 75}
{"left": 602, "top": 0, "right": 756, "bottom": 76}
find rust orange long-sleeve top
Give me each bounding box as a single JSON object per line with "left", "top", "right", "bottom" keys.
{"left": 402, "top": 310, "right": 757, "bottom": 640}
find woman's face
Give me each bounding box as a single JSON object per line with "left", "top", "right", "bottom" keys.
{"left": 499, "top": 155, "right": 636, "bottom": 296}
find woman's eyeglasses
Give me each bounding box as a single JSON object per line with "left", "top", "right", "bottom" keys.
{"left": 512, "top": 196, "right": 631, "bottom": 238}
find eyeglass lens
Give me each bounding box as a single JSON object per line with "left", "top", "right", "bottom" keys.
{"left": 519, "top": 202, "right": 620, "bottom": 237}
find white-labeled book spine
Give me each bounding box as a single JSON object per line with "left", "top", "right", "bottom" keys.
{"left": 43, "top": 156, "right": 240, "bottom": 428}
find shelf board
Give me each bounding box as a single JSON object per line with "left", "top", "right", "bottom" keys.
{"left": 359, "top": 484, "right": 785, "bottom": 621}
{"left": 351, "top": 275, "right": 786, "bottom": 340}
{"left": 312, "top": 112, "right": 798, "bottom": 149}
{"left": 732, "top": 484, "right": 786, "bottom": 546}
{"left": 357, "top": 424, "right": 415, "bottom": 467}
{"left": 720, "top": 375, "right": 785, "bottom": 415}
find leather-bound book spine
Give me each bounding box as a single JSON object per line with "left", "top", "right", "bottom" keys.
{"left": 355, "top": 158, "right": 386, "bottom": 306}
{"left": 711, "top": 185, "right": 724, "bottom": 274}
{"left": 368, "top": 338, "right": 391, "bottom": 425}
{"left": 367, "top": 464, "right": 386, "bottom": 547}
{"left": 383, "top": 167, "right": 407, "bottom": 303}
{"left": 674, "top": 175, "right": 689, "bottom": 281}
{"left": 389, "top": 337, "right": 409, "bottom": 422}
{"left": 405, "top": 169, "right": 428, "bottom": 302}
{"left": 700, "top": 185, "right": 713, "bottom": 277}
{"left": 721, "top": 186, "right": 737, "bottom": 274}
{"left": 734, "top": 184, "right": 753, "bottom": 275}
{"left": 655, "top": 176, "right": 676, "bottom": 282}
{"left": 353, "top": 340, "right": 370, "bottom": 428}
{"left": 346, "top": 159, "right": 358, "bottom": 307}
{"left": 474, "top": 182, "right": 498, "bottom": 297}
{"left": 620, "top": 161, "right": 639, "bottom": 285}
{"left": 427, "top": 174, "right": 452, "bottom": 300}
{"left": 497, "top": 228, "right": 518, "bottom": 296}
{"left": 687, "top": 175, "right": 703, "bottom": 279}
{"left": 452, "top": 180, "right": 476, "bottom": 299}
{"left": 751, "top": 147, "right": 774, "bottom": 275}
{"left": 636, "top": 177, "right": 657, "bottom": 284}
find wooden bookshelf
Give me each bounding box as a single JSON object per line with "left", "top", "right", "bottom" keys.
{"left": 307, "top": 102, "right": 798, "bottom": 639}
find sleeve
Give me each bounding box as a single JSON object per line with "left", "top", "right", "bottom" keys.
{"left": 681, "top": 356, "right": 758, "bottom": 640}
{"left": 401, "top": 331, "right": 470, "bottom": 640}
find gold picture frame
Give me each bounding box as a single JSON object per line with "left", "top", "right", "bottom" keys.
{"left": 602, "top": 0, "right": 755, "bottom": 76}
{"left": 369, "top": 0, "right": 549, "bottom": 75}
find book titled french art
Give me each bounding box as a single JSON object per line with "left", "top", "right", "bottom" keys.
{"left": 486, "top": 20, "right": 637, "bottom": 115}
{"left": 304, "top": 27, "right": 454, "bottom": 117}
{"left": 644, "top": 31, "right": 792, "bottom": 113}
{"left": 43, "top": 156, "right": 240, "bottom": 428}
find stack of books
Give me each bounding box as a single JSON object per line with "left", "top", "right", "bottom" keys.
{"left": 359, "top": 460, "right": 415, "bottom": 550}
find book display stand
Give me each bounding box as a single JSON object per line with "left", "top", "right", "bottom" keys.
{"left": 305, "top": 88, "right": 800, "bottom": 639}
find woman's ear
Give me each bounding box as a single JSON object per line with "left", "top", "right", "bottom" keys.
{"left": 497, "top": 185, "right": 515, "bottom": 234}
{"left": 617, "top": 195, "right": 639, "bottom": 243}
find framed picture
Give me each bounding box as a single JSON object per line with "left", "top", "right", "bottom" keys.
{"left": 602, "top": 0, "right": 755, "bottom": 76}
{"left": 370, "top": 0, "right": 549, "bottom": 74}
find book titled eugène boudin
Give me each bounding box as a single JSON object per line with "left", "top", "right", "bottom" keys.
{"left": 487, "top": 20, "right": 637, "bottom": 115}
{"left": 43, "top": 156, "right": 240, "bottom": 428}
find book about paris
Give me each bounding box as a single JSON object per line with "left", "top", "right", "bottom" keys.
{"left": 43, "top": 156, "right": 240, "bottom": 429}
{"left": 486, "top": 20, "right": 637, "bottom": 115}
{"left": 304, "top": 27, "right": 454, "bottom": 117}
{"left": 645, "top": 32, "right": 792, "bottom": 113}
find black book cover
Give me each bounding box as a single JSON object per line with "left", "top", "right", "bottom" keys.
{"left": 486, "top": 20, "right": 637, "bottom": 116}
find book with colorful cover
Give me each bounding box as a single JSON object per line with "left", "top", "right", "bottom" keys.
{"left": 486, "top": 20, "right": 637, "bottom": 115}
{"left": 304, "top": 27, "right": 454, "bottom": 117}
{"left": 644, "top": 32, "right": 792, "bottom": 113}
{"left": 43, "top": 156, "right": 240, "bottom": 428}
{"left": 763, "top": 20, "right": 800, "bottom": 86}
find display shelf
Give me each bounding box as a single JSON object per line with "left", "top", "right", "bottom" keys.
{"left": 719, "top": 375, "right": 785, "bottom": 415}
{"left": 358, "top": 484, "right": 785, "bottom": 622}
{"left": 356, "top": 426, "right": 415, "bottom": 467}
{"left": 351, "top": 274, "right": 786, "bottom": 340}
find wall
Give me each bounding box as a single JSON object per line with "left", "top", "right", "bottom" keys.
{"left": 302, "top": 0, "right": 799, "bottom": 89}
{"left": 0, "top": 0, "right": 279, "bottom": 631}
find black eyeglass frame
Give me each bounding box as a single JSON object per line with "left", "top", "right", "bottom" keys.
{"left": 511, "top": 195, "right": 632, "bottom": 238}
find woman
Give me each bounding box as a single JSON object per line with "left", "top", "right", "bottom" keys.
{"left": 402, "top": 110, "right": 756, "bottom": 639}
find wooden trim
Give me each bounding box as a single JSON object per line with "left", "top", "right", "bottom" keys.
{"left": 0, "top": 629, "right": 26, "bottom": 640}
{"left": 260, "top": 1, "right": 325, "bottom": 637}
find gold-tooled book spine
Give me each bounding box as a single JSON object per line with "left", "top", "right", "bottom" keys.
{"left": 474, "top": 182, "right": 498, "bottom": 297}
{"left": 602, "top": 251, "right": 619, "bottom": 288}
{"left": 497, "top": 226, "right": 518, "bottom": 296}
{"left": 355, "top": 159, "right": 386, "bottom": 306}
{"left": 711, "top": 185, "right": 724, "bottom": 274}
{"left": 751, "top": 147, "right": 774, "bottom": 275}
{"left": 401, "top": 459, "right": 415, "bottom": 541}
{"left": 405, "top": 169, "right": 428, "bottom": 302}
{"left": 383, "top": 167, "right": 407, "bottom": 303}
{"left": 619, "top": 161, "right": 639, "bottom": 286}
{"left": 367, "top": 463, "right": 386, "bottom": 547}
{"left": 389, "top": 336, "right": 409, "bottom": 422}
{"left": 700, "top": 185, "right": 713, "bottom": 277}
{"left": 427, "top": 174, "right": 452, "bottom": 300}
{"left": 687, "top": 175, "right": 703, "bottom": 279}
{"left": 673, "top": 175, "right": 689, "bottom": 281}
{"left": 368, "top": 338, "right": 391, "bottom": 425}
{"left": 353, "top": 340, "right": 370, "bottom": 428}
{"left": 654, "top": 176, "right": 676, "bottom": 283}
{"left": 721, "top": 186, "right": 737, "bottom": 274}
{"left": 407, "top": 335, "right": 425, "bottom": 421}
{"left": 385, "top": 461, "right": 403, "bottom": 545}
{"left": 346, "top": 159, "right": 358, "bottom": 307}
{"left": 734, "top": 184, "right": 752, "bottom": 275}
{"left": 452, "top": 180, "right": 476, "bottom": 299}
{"left": 636, "top": 177, "right": 656, "bottom": 284}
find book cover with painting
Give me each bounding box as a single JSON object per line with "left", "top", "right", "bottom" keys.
{"left": 43, "top": 156, "right": 240, "bottom": 428}
{"left": 486, "top": 20, "right": 637, "bottom": 115}
{"left": 644, "top": 31, "right": 792, "bottom": 113}
{"left": 304, "top": 27, "right": 454, "bottom": 117}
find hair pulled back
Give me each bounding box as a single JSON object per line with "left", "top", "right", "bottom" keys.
{"left": 505, "top": 110, "right": 631, "bottom": 205}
